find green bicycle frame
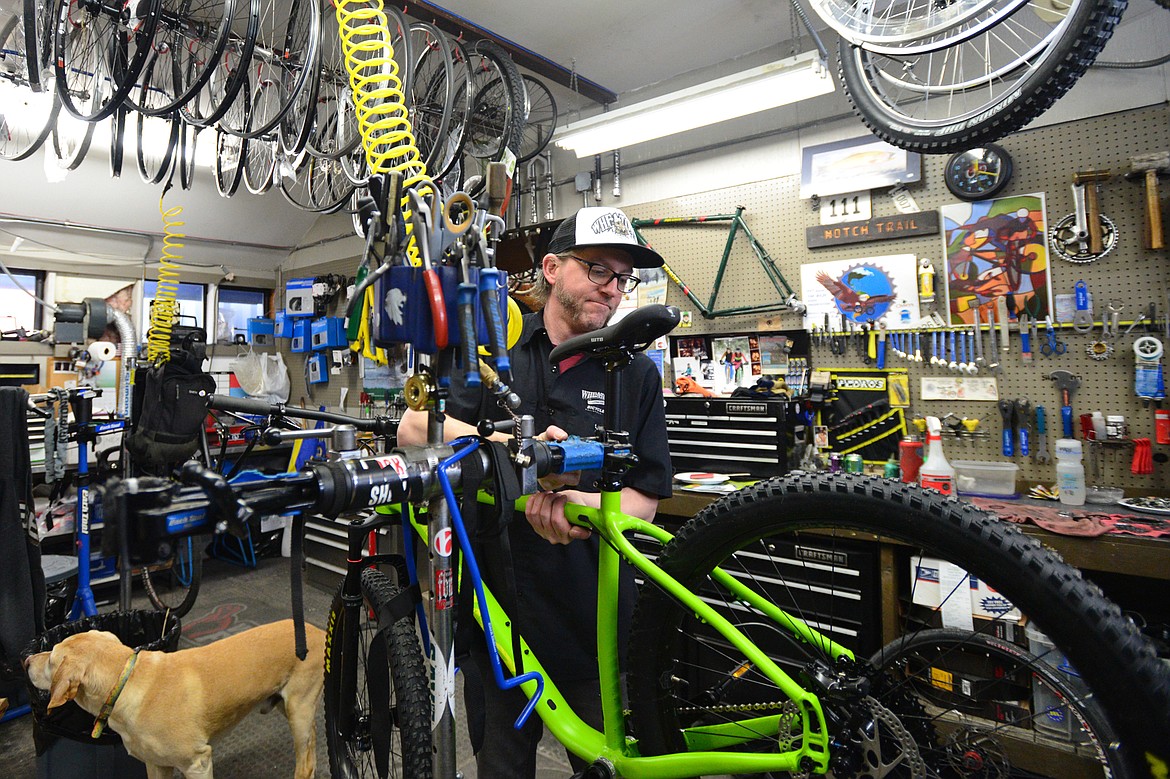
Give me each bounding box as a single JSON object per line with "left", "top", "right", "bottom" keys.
{"left": 419, "top": 488, "right": 850, "bottom": 778}
{"left": 631, "top": 206, "right": 798, "bottom": 320}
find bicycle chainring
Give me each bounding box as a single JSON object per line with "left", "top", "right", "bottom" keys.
{"left": 1049, "top": 213, "right": 1117, "bottom": 263}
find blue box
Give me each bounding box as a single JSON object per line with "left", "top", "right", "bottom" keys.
{"left": 291, "top": 319, "right": 310, "bottom": 353}
{"left": 274, "top": 309, "right": 292, "bottom": 338}
{"left": 285, "top": 277, "right": 315, "bottom": 317}
{"left": 307, "top": 352, "right": 329, "bottom": 384}
{"left": 247, "top": 318, "right": 275, "bottom": 346}
{"left": 375, "top": 266, "right": 508, "bottom": 354}
{"left": 310, "top": 317, "right": 346, "bottom": 350}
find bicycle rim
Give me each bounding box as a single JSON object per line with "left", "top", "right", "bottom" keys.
{"left": 109, "top": 103, "right": 125, "bottom": 176}
{"left": 809, "top": 0, "right": 1031, "bottom": 54}
{"left": 22, "top": 0, "right": 54, "bottom": 92}
{"left": 627, "top": 474, "right": 1170, "bottom": 776}
{"left": 243, "top": 136, "right": 276, "bottom": 194}
{"left": 324, "top": 567, "right": 432, "bottom": 779}
{"left": 426, "top": 37, "right": 472, "bottom": 182}
{"left": 517, "top": 74, "right": 556, "bottom": 163}
{"left": 408, "top": 22, "right": 454, "bottom": 175}
{"left": 0, "top": 12, "right": 59, "bottom": 161}
{"left": 135, "top": 51, "right": 180, "bottom": 184}
{"left": 837, "top": 0, "right": 1127, "bottom": 152}
{"left": 142, "top": 535, "right": 203, "bottom": 618}
{"left": 179, "top": 0, "right": 255, "bottom": 128}
{"left": 50, "top": 106, "right": 94, "bottom": 170}
{"left": 178, "top": 119, "right": 198, "bottom": 189}
{"left": 215, "top": 126, "right": 246, "bottom": 196}
{"left": 53, "top": 0, "right": 161, "bottom": 122}
{"left": 464, "top": 39, "right": 525, "bottom": 161}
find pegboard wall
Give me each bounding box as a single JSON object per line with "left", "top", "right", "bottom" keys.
{"left": 273, "top": 103, "right": 1170, "bottom": 492}
{"left": 623, "top": 103, "right": 1170, "bottom": 492}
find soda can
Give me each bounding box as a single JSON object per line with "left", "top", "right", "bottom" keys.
{"left": 844, "top": 453, "right": 864, "bottom": 474}
{"left": 828, "top": 453, "right": 843, "bottom": 473}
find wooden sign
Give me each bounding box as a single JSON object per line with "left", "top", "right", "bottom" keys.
{"left": 807, "top": 210, "right": 940, "bottom": 248}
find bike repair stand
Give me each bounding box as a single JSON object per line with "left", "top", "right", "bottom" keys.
{"left": 67, "top": 387, "right": 125, "bottom": 620}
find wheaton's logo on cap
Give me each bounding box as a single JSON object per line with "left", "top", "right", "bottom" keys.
{"left": 590, "top": 210, "right": 635, "bottom": 239}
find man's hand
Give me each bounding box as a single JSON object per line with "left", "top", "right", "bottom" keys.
{"left": 535, "top": 424, "right": 581, "bottom": 491}
{"left": 525, "top": 489, "right": 592, "bottom": 544}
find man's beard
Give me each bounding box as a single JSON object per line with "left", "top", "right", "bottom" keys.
{"left": 553, "top": 282, "right": 613, "bottom": 332}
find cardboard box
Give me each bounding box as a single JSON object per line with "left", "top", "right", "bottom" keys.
{"left": 911, "top": 556, "right": 1022, "bottom": 622}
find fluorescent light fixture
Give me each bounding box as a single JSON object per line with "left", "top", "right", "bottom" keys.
{"left": 553, "top": 50, "right": 834, "bottom": 158}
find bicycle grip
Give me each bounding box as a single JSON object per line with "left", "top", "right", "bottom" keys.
{"left": 423, "top": 268, "right": 448, "bottom": 349}
{"left": 457, "top": 284, "right": 480, "bottom": 387}
{"left": 478, "top": 269, "right": 509, "bottom": 372}
{"left": 208, "top": 394, "right": 276, "bottom": 416}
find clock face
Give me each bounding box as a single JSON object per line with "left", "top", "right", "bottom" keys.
{"left": 944, "top": 144, "right": 1013, "bottom": 200}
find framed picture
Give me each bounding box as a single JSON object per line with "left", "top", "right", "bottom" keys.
{"left": 800, "top": 254, "right": 921, "bottom": 329}
{"left": 800, "top": 136, "right": 922, "bottom": 199}
{"left": 941, "top": 193, "right": 1052, "bottom": 326}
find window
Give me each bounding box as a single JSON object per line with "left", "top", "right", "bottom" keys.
{"left": 142, "top": 280, "right": 206, "bottom": 339}
{"left": 216, "top": 287, "right": 268, "bottom": 343}
{"left": 0, "top": 268, "right": 45, "bottom": 332}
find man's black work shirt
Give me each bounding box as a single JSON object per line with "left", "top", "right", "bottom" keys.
{"left": 445, "top": 309, "right": 672, "bottom": 681}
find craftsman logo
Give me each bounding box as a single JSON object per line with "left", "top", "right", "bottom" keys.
{"left": 589, "top": 210, "right": 635, "bottom": 239}
{"left": 582, "top": 389, "right": 605, "bottom": 415}
{"left": 795, "top": 546, "right": 848, "bottom": 567}
{"left": 837, "top": 377, "right": 886, "bottom": 391}
{"left": 433, "top": 528, "right": 453, "bottom": 558}
{"left": 727, "top": 402, "right": 766, "bottom": 415}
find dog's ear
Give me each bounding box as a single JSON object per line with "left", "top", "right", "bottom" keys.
{"left": 47, "top": 650, "right": 85, "bottom": 710}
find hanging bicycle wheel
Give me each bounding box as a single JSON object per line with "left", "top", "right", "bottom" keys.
{"left": 141, "top": 534, "right": 204, "bottom": 618}
{"left": 22, "top": 0, "right": 54, "bottom": 92}
{"left": 243, "top": 136, "right": 276, "bottom": 193}
{"left": 109, "top": 103, "right": 126, "bottom": 176}
{"left": 323, "top": 567, "right": 432, "bottom": 779}
{"left": 627, "top": 474, "right": 1170, "bottom": 777}
{"left": 808, "top": 0, "right": 1033, "bottom": 54}
{"left": 280, "top": 153, "right": 354, "bottom": 212}
{"left": 179, "top": 0, "right": 256, "bottom": 128}
{"left": 178, "top": 119, "right": 198, "bottom": 189}
{"left": 837, "top": 0, "right": 1128, "bottom": 153}
{"left": 52, "top": 0, "right": 161, "bottom": 122}
{"left": 134, "top": 51, "right": 180, "bottom": 184}
{"left": 215, "top": 127, "right": 246, "bottom": 196}
{"left": 407, "top": 22, "right": 454, "bottom": 176}
{"left": 50, "top": 106, "right": 95, "bottom": 170}
{"left": 220, "top": 0, "right": 318, "bottom": 140}
{"left": 463, "top": 39, "right": 526, "bottom": 162}
{"left": 423, "top": 37, "right": 471, "bottom": 183}
{"left": 0, "top": 11, "right": 59, "bottom": 160}
{"left": 517, "top": 75, "right": 556, "bottom": 163}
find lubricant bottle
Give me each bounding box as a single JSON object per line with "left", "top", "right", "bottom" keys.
{"left": 1055, "top": 438, "right": 1086, "bottom": 506}
{"left": 919, "top": 416, "right": 955, "bottom": 495}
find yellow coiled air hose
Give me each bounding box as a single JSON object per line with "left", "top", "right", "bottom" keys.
{"left": 148, "top": 195, "right": 184, "bottom": 364}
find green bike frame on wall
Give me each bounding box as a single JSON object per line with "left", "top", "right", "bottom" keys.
{"left": 631, "top": 205, "right": 805, "bottom": 319}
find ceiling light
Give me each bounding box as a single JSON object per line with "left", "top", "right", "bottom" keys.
{"left": 553, "top": 50, "right": 835, "bottom": 158}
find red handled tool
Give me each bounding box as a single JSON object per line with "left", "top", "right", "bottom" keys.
{"left": 409, "top": 190, "right": 449, "bottom": 350}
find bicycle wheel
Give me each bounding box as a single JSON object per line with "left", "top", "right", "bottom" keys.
{"left": 808, "top": 0, "right": 1032, "bottom": 54}
{"left": 109, "top": 103, "right": 126, "bottom": 176}
{"left": 178, "top": 119, "right": 198, "bottom": 189}
{"left": 135, "top": 52, "right": 180, "bottom": 184}
{"left": 837, "top": 0, "right": 1127, "bottom": 153}
{"left": 324, "top": 566, "right": 432, "bottom": 779}
{"left": 23, "top": 0, "right": 54, "bottom": 91}
{"left": 243, "top": 136, "right": 276, "bottom": 194}
{"left": 424, "top": 37, "right": 471, "bottom": 182}
{"left": 464, "top": 39, "right": 525, "bottom": 161}
{"left": 517, "top": 75, "right": 556, "bottom": 163}
{"left": 627, "top": 474, "right": 1170, "bottom": 777}
{"left": 142, "top": 534, "right": 204, "bottom": 618}
{"left": 0, "top": 12, "right": 59, "bottom": 160}
{"left": 152, "top": 0, "right": 235, "bottom": 115}
{"left": 220, "top": 0, "right": 318, "bottom": 140}
{"left": 179, "top": 0, "right": 256, "bottom": 128}
{"left": 407, "top": 22, "right": 454, "bottom": 175}
{"left": 52, "top": 0, "right": 161, "bottom": 122}
{"left": 215, "top": 127, "right": 246, "bottom": 196}
{"left": 50, "top": 106, "right": 94, "bottom": 169}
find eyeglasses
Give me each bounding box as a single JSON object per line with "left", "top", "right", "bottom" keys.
{"left": 568, "top": 256, "right": 641, "bottom": 294}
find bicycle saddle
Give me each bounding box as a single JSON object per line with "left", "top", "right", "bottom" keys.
{"left": 549, "top": 304, "right": 681, "bottom": 364}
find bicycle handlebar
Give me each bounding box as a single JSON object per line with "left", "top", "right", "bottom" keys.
{"left": 208, "top": 394, "right": 398, "bottom": 436}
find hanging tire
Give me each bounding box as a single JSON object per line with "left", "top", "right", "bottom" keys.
{"left": 142, "top": 535, "right": 204, "bottom": 618}
{"left": 836, "top": 0, "right": 1127, "bottom": 153}
{"left": 323, "top": 567, "right": 432, "bottom": 779}
{"left": 627, "top": 473, "right": 1170, "bottom": 776}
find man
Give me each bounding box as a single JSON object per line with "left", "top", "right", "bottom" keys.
{"left": 397, "top": 205, "right": 672, "bottom": 777}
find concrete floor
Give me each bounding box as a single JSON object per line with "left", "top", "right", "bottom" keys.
{"left": 0, "top": 552, "right": 574, "bottom": 778}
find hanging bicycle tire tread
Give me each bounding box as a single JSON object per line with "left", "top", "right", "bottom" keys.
{"left": 324, "top": 567, "right": 432, "bottom": 779}
{"left": 627, "top": 473, "right": 1170, "bottom": 776}
{"left": 141, "top": 535, "right": 203, "bottom": 618}
{"left": 469, "top": 39, "right": 527, "bottom": 160}
{"left": 837, "top": 0, "right": 1127, "bottom": 153}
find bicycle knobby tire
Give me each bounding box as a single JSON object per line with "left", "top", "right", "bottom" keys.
{"left": 324, "top": 567, "right": 432, "bottom": 779}
{"left": 627, "top": 473, "right": 1170, "bottom": 777}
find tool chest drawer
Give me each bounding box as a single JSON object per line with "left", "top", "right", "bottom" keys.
{"left": 664, "top": 397, "right": 793, "bottom": 477}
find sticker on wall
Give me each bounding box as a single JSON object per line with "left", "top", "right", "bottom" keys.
{"left": 800, "top": 254, "right": 920, "bottom": 329}
{"left": 941, "top": 193, "right": 1053, "bottom": 326}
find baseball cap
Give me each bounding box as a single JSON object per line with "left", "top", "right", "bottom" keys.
{"left": 547, "top": 206, "right": 664, "bottom": 268}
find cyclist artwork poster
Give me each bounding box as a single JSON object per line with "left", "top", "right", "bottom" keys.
{"left": 800, "top": 254, "right": 920, "bottom": 330}
{"left": 941, "top": 193, "right": 1052, "bottom": 326}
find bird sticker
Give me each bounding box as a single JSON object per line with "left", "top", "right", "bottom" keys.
{"left": 815, "top": 263, "right": 898, "bottom": 324}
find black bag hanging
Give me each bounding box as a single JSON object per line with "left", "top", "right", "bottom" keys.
{"left": 127, "top": 350, "right": 215, "bottom": 472}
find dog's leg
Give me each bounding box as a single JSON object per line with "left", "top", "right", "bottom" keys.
{"left": 285, "top": 697, "right": 318, "bottom": 779}
{"left": 145, "top": 763, "right": 175, "bottom": 779}
{"left": 178, "top": 744, "right": 214, "bottom": 779}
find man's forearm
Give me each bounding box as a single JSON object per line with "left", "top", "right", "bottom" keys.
{"left": 397, "top": 408, "right": 507, "bottom": 446}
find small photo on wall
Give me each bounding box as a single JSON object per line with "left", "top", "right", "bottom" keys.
{"left": 941, "top": 193, "right": 1052, "bottom": 325}
{"left": 711, "top": 336, "right": 754, "bottom": 394}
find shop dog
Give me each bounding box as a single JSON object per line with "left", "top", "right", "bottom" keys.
{"left": 25, "top": 620, "right": 324, "bottom": 779}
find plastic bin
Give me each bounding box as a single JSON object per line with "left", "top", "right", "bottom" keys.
{"left": 22, "top": 610, "right": 182, "bottom": 777}
{"left": 952, "top": 460, "right": 1020, "bottom": 497}
{"left": 1025, "top": 622, "right": 1092, "bottom": 744}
